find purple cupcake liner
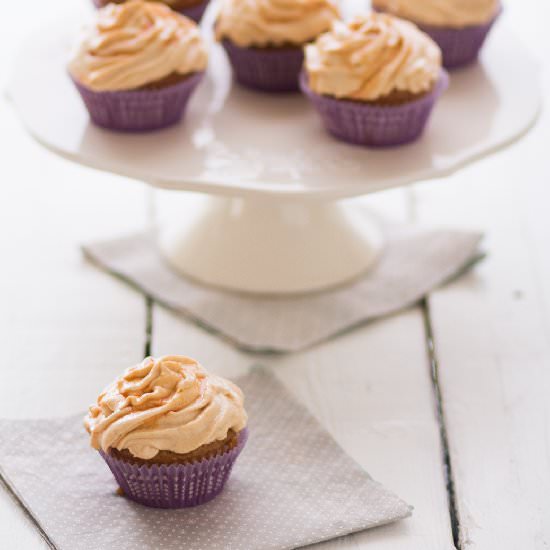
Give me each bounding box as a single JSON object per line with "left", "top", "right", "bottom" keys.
{"left": 91, "top": 0, "right": 209, "bottom": 22}
{"left": 221, "top": 39, "right": 304, "bottom": 92}
{"left": 373, "top": 5, "right": 502, "bottom": 69}
{"left": 99, "top": 428, "right": 248, "bottom": 508}
{"left": 178, "top": 0, "right": 209, "bottom": 22}
{"left": 300, "top": 71, "right": 449, "bottom": 147}
{"left": 72, "top": 72, "right": 203, "bottom": 132}
{"left": 418, "top": 9, "right": 501, "bottom": 69}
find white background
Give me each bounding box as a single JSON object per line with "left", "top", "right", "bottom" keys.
{"left": 1, "top": 1, "right": 550, "bottom": 549}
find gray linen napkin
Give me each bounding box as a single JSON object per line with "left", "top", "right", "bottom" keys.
{"left": 0, "top": 370, "right": 410, "bottom": 550}
{"left": 82, "top": 226, "right": 482, "bottom": 352}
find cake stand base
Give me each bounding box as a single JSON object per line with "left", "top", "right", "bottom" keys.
{"left": 157, "top": 196, "right": 383, "bottom": 294}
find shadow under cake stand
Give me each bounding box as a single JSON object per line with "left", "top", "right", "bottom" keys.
{"left": 8, "top": 15, "right": 541, "bottom": 294}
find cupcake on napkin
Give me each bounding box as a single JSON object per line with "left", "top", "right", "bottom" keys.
{"left": 69, "top": 0, "right": 207, "bottom": 132}
{"left": 300, "top": 13, "right": 448, "bottom": 147}
{"left": 372, "top": 0, "right": 501, "bottom": 68}
{"left": 92, "top": 0, "right": 211, "bottom": 24}
{"left": 216, "top": 0, "right": 340, "bottom": 92}
{"left": 85, "top": 355, "right": 248, "bottom": 508}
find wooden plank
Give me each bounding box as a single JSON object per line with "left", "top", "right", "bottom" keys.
{"left": 0, "top": 67, "right": 148, "bottom": 548}
{"left": 152, "top": 293, "right": 455, "bottom": 548}
{"left": 412, "top": 2, "right": 550, "bottom": 543}
{"left": 415, "top": 162, "right": 550, "bottom": 547}
{"left": 1, "top": 0, "right": 145, "bottom": 544}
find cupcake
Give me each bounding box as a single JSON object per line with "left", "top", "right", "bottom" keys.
{"left": 85, "top": 355, "right": 248, "bottom": 508}
{"left": 92, "top": 0, "right": 211, "bottom": 23}
{"left": 69, "top": 0, "right": 207, "bottom": 132}
{"left": 215, "top": 0, "right": 340, "bottom": 92}
{"left": 300, "top": 14, "right": 448, "bottom": 147}
{"left": 372, "top": 0, "right": 501, "bottom": 68}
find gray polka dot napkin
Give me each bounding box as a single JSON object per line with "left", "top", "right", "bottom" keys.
{"left": 0, "top": 370, "right": 411, "bottom": 550}
{"left": 83, "top": 226, "right": 482, "bottom": 352}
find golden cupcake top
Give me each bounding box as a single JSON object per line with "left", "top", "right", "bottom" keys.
{"left": 85, "top": 355, "right": 248, "bottom": 459}
{"left": 304, "top": 13, "right": 442, "bottom": 101}
{"left": 68, "top": 0, "right": 207, "bottom": 92}
{"left": 216, "top": 0, "right": 340, "bottom": 48}
{"left": 372, "top": 0, "right": 499, "bottom": 28}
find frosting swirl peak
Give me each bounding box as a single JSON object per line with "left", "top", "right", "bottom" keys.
{"left": 372, "top": 0, "right": 499, "bottom": 28}
{"left": 216, "top": 0, "right": 340, "bottom": 48}
{"left": 304, "top": 14, "right": 442, "bottom": 101}
{"left": 69, "top": 0, "right": 207, "bottom": 91}
{"left": 85, "top": 355, "right": 247, "bottom": 459}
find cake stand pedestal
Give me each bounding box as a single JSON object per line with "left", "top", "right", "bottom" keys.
{"left": 157, "top": 196, "right": 382, "bottom": 293}
{"left": 8, "top": 9, "right": 541, "bottom": 294}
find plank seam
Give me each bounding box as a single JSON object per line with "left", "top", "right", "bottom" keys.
{"left": 422, "top": 297, "right": 461, "bottom": 549}
{"left": 0, "top": 468, "right": 57, "bottom": 550}
{"left": 144, "top": 297, "right": 153, "bottom": 358}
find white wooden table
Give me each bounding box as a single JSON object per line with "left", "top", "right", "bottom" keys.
{"left": 1, "top": 1, "right": 549, "bottom": 548}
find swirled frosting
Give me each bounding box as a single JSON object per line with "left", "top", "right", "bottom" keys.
{"left": 84, "top": 356, "right": 247, "bottom": 459}
{"left": 372, "top": 0, "right": 499, "bottom": 28}
{"left": 216, "top": 0, "right": 340, "bottom": 48}
{"left": 304, "top": 14, "right": 442, "bottom": 101}
{"left": 69, "top": 0, "right": 207, "bottom": 91}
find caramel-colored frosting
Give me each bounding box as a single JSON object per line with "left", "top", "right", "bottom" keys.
{"left": 304, "top": 14, "right": 441, "bottom": 101}
{"left": 372, "top": 0, "right": 499, "bottom": 28}
{"left": 69, "top": 0, "right": 207, "bottom": 91}
{"left": 216, "top": 0, "right": 340, "bottom": 47}
{"left": 84, "top": 356, "right": 247, "bottom": 459}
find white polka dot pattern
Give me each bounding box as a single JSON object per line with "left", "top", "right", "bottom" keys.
{"left": 0, "top": 370, "right": 411, "bottom": 550}
{"left": 83, "top": 230, "right": 482, "bottom": 352}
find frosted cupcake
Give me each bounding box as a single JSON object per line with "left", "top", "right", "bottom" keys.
{"left": 69, "top": 0, "right": 207, "bottom": 132}
{"left": 300, "top": 14, "right": 448, "bottom": 147}
{"left": 92, "top": 0, "right": 211, "bottom": 23}
{"left": 216, "top": 0, "right": 340, "bottom": 92}
{"left": 372, "top": 0, "right": 501, "bottom": 68}
{"left": 85, "top": 355, "right": 248, "bottom": 508}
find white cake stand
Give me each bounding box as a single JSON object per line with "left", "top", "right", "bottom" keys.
{"left": 8, "top": 8, "right": 541, "bottom": 294}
